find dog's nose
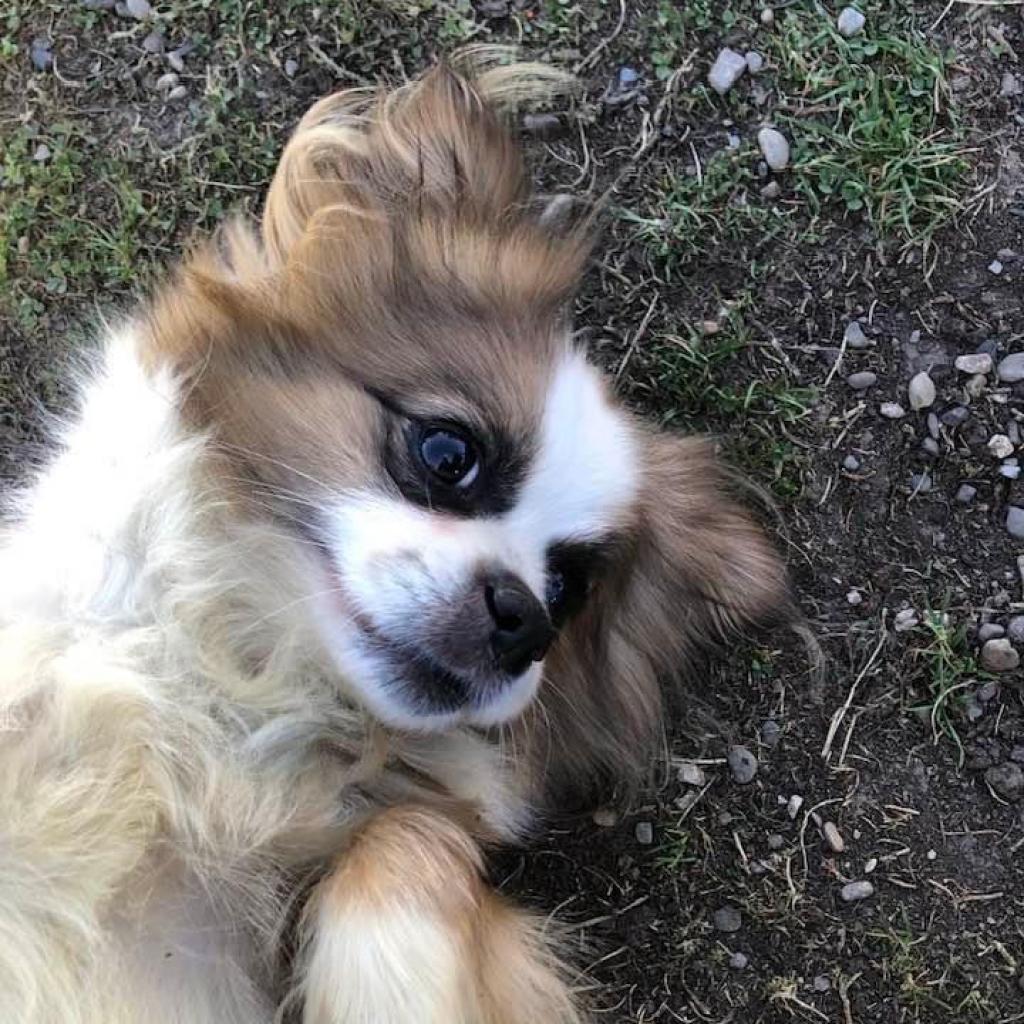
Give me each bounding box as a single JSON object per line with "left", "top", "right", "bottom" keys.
{"left": 485, "top": 573, "right": 554, "bottom": 676}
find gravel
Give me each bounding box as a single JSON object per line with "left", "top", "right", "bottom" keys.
{"left": 708, "top": 49, "right": 747, "bottom": 94}
{"left": 989, "top": 259, "right": 1004, "bottom": 275}
{"left": 985, "top": 762, "right": 1024, "bottom": 801}
{"left": 1007, "top": 506, "right": 1024, "bottom": 540}
{"left": 978, "top": 623, "right": 1006, "bottom": 642}
{"left": 1008, "top": 616, "right": 1024, "bottom": 644}
{"left": 879, "top": 402, "right": 905, "bottom": 419}
{"left": 837, "top": 7, "right": 866, "bottom": 37}
{"left": 30, "top": 37, "right": 53, "bottom": 72}
{"left": 894, "top": 608, "right": 919, "bottom": 632}
{"left": 767, "top": 833, "right": 785, "bottom": 850}
{"left": 635, "top": 821, "right": 654, "bottom": 845}
{"left": 760, "top": 719, "right": 781, "bottom": 747}
{"left": 842, "top": 454, "right": 860, "bottom": 471}
{"left": 846, "top": 371, "right": 877, "bottom": 390}
{"left": 757, "top": 127, "right": 790, "bottom": 171}
{"left": 955, "top": 353, "right": 993, "bottom": 375}
{"left": 155, "top": 72, "right": 179, "bottom": 94}
{"left": 955, "top": 483, "right": 977, "bottom": 504}
{"left": 844, "top": 321, "right": 869, "bottom": 348}
{"left": 980, "top": 638, "right": 1021, "bottom": 673}
{"left": 522, "top": 113, "right": 562, "bottom": 138}
{"left": 997, "top": 353, "right": 1024, "bottom": 383}
{"left": 840, "top": 880, "right": 874, "bottom": 902}
{"left": 908, "top": 371, "right": 936, "bottom": 411}
{"left": 142, "top": 30, "right": 165, "bottom": 54}
{"left": 745, "top": 51, "right": 765, "bottom": 74}
{"left": 713, "top": 906, "right": 743, "bottom": 932}
{"left": 823, "top": 821, "right": 844, "bottom": 853}
{"left": 921, "top": 437, "right": 939, "bottom": 458}
{"left": 125, "top": 0, "right": 152, "bottom": 18}
{"left": 727, "top": 745, "right": 758, "bottom": 784}
{"left": 592, "top": 808, "right": 617, "bottom": 827}
{"left": 988, "top": 434, "right": 1015, "bottom": 459}
{"left": 846, "top": 589, "right": 862, "bottom": 605}
{"left": 677, "top": 762, "right": 706, "bottom": 787}
{"left": 813, "top": 976, "right": 832, "bottom": 993}
{"left": 729, "top": 951, "right": 749, "bottom": 969}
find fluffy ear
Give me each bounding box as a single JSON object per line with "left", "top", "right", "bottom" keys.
{"left": 520, "top": 433, "right": 797, "bottom": 812}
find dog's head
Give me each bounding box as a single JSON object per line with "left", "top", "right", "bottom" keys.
{"left": 143, "top": 57, "right": 794, "bottom": 787}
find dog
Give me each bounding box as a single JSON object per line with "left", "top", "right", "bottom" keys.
{"left": 0, "top": 53, "right": 793, "bottom": 1023}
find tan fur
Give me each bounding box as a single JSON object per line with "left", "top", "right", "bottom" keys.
{"left": 0, "top": 53, "right": 794, "bottom": 1023}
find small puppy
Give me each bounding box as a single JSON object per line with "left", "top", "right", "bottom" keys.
{"left": 0, "top": 55, "right": 792, "bottom": 1023}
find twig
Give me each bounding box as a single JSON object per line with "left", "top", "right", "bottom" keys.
{"left": 821, "top": 620, "right": 887, "bottom": 762}
{"left": 614, "top": 293, "right": 659, "bottom": 384}
{"left": 574, "top": 0, "right": 627, "bottom": 75}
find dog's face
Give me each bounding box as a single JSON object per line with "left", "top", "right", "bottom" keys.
{"left": 146, "top": 61, "right": 792, "bottom": 760}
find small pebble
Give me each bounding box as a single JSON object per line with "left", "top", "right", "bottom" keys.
{"left": 926, "top": 848, "right": 937, "bottom": 861}
{"left": 840, "top": 880, "right": 874, "bottom": 902}
{"left": 842, "top": 454, "right": 860, "bottom": 471}
{"left": 965, "top": 373, "right": 987, "bottom": 399}
{"left": 908, "top": 371, "right": 936, "bottom": 411}
{"left": 713, "top": 906, "right": 742, "bottom": 933}
{"left": 757, "top": 127, "right": 790, "bottom": 171}
{"left": 702, "top": 319, "right": 720, "bottom": 335}
{"left": 142, "top": 30, "right": 165, "bottom": 54}
{"left": 846, "top": 589, "right": 862, "bottom": 605}
{"left": 955, "top": 353, "right": 993, "bottom": 375}
{"left": 592, "top": 808, "right": 617, "bottom": 827}
{"left": 998, "top": 353, "right": 1024, "bottom": 383}
{"left": 980, "top": 638, "right": 1021, "bottom": 673}
{"left": 978, "top": 679, "right": 1000, "bottom": 703}
{"left": 767, "top": 833, "right": 785, "bottom": 850}
{"left": 728, "top": 745, "right": 758, "bottom": 785}
{"left": 760, "top": 7, "right": 774, "bottom": 26}
{"left": 847, "top": 371, "right": 877, "bottom": 390}
{"left": 745, "top": 51, "right": 765, "bottom": 74}
{"left": 879, "top": 402, "right": 905, "bottom": 419}
{"left": 812, "top": 975, "right": 831, "bottom": 993}
{"left": 155, "top": 71, "right": 179, "bottom": 94}
{"left": 989, "top": 259, "right": 1004, "bottom": 276}
{"left": 864, "top": 857, "right": 877, "bottom": 873}
{"left": 522, "top": 113, "right": 561, "bottom": 138}
{"left": 32, "top": 144, "right": 51, "bottom": 163}
{"left": 909, "top": 472, "right": 931, "bottom": 493}
{"left": 837, "top": 6, "right": 866, "bottom": 37}
{"left": 985, "top": 762, "right": 1024, "bottom": 801}
{"left": 978, "top": 623, "right": 1006, "bottom": 642}
{"left": 927, "top": 412, "right": 940, "bottom": 439}
{"left": 1001, "top": 462, "right": 1022, "bottom": 480}
{"left": 921, "top": 437, "right": 939, "bottom": 458}
{"left": 760, "top": 719, "right": 781, "bottom": 747}
{"left": 844, "top": 321, "right": 869, "bottom": 348}
{"left": 167, "top": 85, "right": 188, "bottom": 101}
{"left": 677, "top": 763, "right": 706, "bottom": 787}
{"left": 989, "top": 434, "right": 1015, "bottom": 459}
{"left": 1007, "top": 615, "right": 1024, "bottom": 644}
{"left": 787, "top": 794, "right": 804, "bottom": 819}
{"left": 1002, "top": 72, "right": 1024, "bottom": 97}
{"left": 635, "top": 821, "right": 654, "bottom": 845}
{"left": 708, "top": 48, "right": 747, "bottom": 94}
{"left": 167, "top": 50, "right": 186, "bottom": 73}
{"left": 941, "top": 405, "right": 969, "bottom": 427}
{"left": 126, "top": 0, "right": 152, "bottom": 18}
{"left": 823, "top": 821, "right": 844, "bottom": 853}
{"left": 618, "top": 66, "right": 640, "bottom": 87}
{"left": 30, "top": 37, "right": 53, "bottom": 72}
{"left": 894, "top": 608, "right": 919, "bottom": 632}
{"left": 729, "top": 951, "right": 749, "bottom": 970}
{"left": 760, "top": 181, "right": 781, "bottom": 199}
{"left": 284, "top": 58, "right": 298, "bottom": 78}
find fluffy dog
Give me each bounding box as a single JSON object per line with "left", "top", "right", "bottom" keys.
{"left": 0, "top": 54, "right": 792, "bottom": 1023}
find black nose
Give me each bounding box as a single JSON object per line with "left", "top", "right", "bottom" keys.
{"left": 485, "top": 573, "right": 554, "bottom": 676}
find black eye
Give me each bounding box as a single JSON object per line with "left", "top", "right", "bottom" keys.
{"left": 418, "top": 427, "right": 480, "bottom": 488}
{"left": 545, "top": 570, "right": 566, "bottom": 614}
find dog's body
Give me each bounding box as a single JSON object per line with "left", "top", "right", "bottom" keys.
{"left": 0, "top": 57, "right": 791, "bottom": 1023}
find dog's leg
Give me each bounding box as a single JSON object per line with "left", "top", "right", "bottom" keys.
{"left": 296, "top": 806, "right": 583, "bottom": 1024}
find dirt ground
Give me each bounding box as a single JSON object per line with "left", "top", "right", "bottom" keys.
{"left": 3, "top": 1, "right": 1024, "bottom": 1020}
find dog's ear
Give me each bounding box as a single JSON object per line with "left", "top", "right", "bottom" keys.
{"left": 520, "top": 433, "right": 796, "bottom": 812}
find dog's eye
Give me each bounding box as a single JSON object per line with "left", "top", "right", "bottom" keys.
{"left": 545, "top": 570, "right": 566, "bottom": 614}
{"left": 545, "top": 543, "right": 606, "bottom": 629}
{"left": 419, "top": 427, "right": 480, "bottom": 489}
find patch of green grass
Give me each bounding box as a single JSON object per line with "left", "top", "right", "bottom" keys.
{"left": 909, "top": 610, "right": 982, "bottom": 767}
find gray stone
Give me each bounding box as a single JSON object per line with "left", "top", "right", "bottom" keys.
{"left": 677, "top": 762, "right": 706, "bottom": 787}
{"left": 760, "top": 719, "right": 781, "bottom": 747}
{"left": 634, "top": 820, "right": 654, "bottom": 845}
{"left": 728, "top": 745, "right": 758, "bottom": 784}
{"left": 894, "top": 608, "right": 919, "bottom": 632}
{"left": 985, "top": 762, "right": 1024, "bottom": 801}
{"left": 32, "top": 144, "right": 51, "bottom": 163}
{"left": 760, "top": 7, "right": 774, "bottom": 25}
{"left": 941, "top": 405, "right": 969, "bottom": 427}
{"left": 523, "top": 113, "right": 562, "bottom": 138}
{"left": 847, "top": 371, "right": 877, "bottom": 390}
{"left": 760, "top": 181, "right": 781, "bottom": 199}
{"left": 909, "top": 473, "right": 931, "bottom": 493}
{"left": 713, "top": 906, "right": 743, "bottom": 932}
{"left": 767, "top": 833, "right": 785, "bottom": 850}
{"left": 167, "top": 85, "right": 188, "bottom": 102}
{"left": 981, "top": 638, "right": 1020, "bottom": 673}
{"left": 908, "top": 371, "right": 936, "bottom": 411}
{"left": 1007, "top": 615, "right": 1024, "bottom": 644}
{"left": 844, "top": 321, "right": 869, "bottom": 348}
{"left": 30, "top": 37, "right": 53, "bottom": 71}
{"left": 708, "top": 49, "right": 747, "bottom": 94}
{"left": 126, "top": 0, "right": 152, "bottom": 18}
{"left": 842, "top": 454, "right": 860, "bottom": 471}
{"left": 846, "top": 589, "right": 863, "bottom": 605}
{"left": 729, "top": 951, "right": 749, "bottom": 969}
{"left": 618, "top": 66, "right": 639, "bottom": 87}
{"left": 978, "top": 623, "right": 1006, "bottom": 642}
{"left": 921, "top": 437, "right": 939, "bottom": 458}
{"left": 155, "top": 72, "right": 179, "bottom": 94}
{"left": 927, "top": 412, "right": 940, "bottom": 439}
{"left": 998, "top": 353, "right": 1024, "bottom": 383}
{"left": 989, "top": 259, "right": 1004, "bottom": 275}
{"left": 988, "top": 434, "right": 1015, "bottom": 459}
{"left": 1007, "top": 506, "right": 1024, "bottom": 540}
{"left": 284, "top": 58, "right": 298, "bottom": 78}
{"left": 142, "top": 30, "right": 165, "bottom": 53}
{"left": 167, "top": 50, "right": 185, "bottom": 73}
{"left": 879, "top": 402, "right": 905, "bottom": 419}
{"left": 745, "top": 51, "right": 765, "bottom": 74}
{"left": 955, "top": 353, "right": 993, "bottom": 375}
{"left": 757, "top": 127, "right": 790, "bottom": 171}
{"left": 1001, "top": 462, "right": 1021, "bottom": 481}
{"left": 1002, "top": 72, "right": 1024, "bottom": 97}
{"left": 837, "top": 6, "right": 866, "bottom": 36}
{"left": 965, "top": 373, "right": 987, "bottom": 399}
{"left": 978, "top": 680, "right": 1000, "bottom": 703}
{"left": 823, "top": 821, "right": 844, "bottom": 853}
{"left": 840, "top": 880, "right": 874, "bottom": 902}
{"left": 813, "top": 975, "right": 832, "bottom": 993}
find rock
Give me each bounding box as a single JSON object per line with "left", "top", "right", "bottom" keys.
{"left": 941, "top": 405, "right": 969, "bottom": 427}
{"left": 978, "top": 679, "right": 1000, "bottom": 703}
{"left": 813, "top": 975, "right": 831, "bottom": 993}
{"left": 30, "top": 37, "right": 53, "bottom": 71}
{"left": 167, "top": 50, "right": 185, "bottom": 73}
{"left": 708, "top": 49, "right": 747, "bottom": 94}
{"left": 842, "top": 454, "right": 860, "bottom": 471}
{"left": 844, "top": 321, "right": 869, "bottom": 348}
{"left": 840, "top": 880, "right": 874, "bottom": 902}
{"left": 592, "top": 807, "right": 617, "bottom": 827}
{"left": 1008, "top": 616, "right": 1024, "bottom": 644}
{"left": 618, "top": 66, "right": 639, "bottom": 87}
{"left": 284, "top": 58, "right": 298, "bottom": 78}
{"left": 787, "top": 794, "right": 804, "bottom": 819}
{"left": 760, "top": 7, "right": 775, "bottom": 26}
{"left": 142, "top": 30, "right": 164, "bottom": 53}
{"left": 908, "top": 371, "right": 936, "bottom": 411}
{"left": 823, "top": 821, "right": 844, "bottom": 853}
{"left": 522, "top": 113, "right": 561, "bottom": 138}
{"left": 978, "top": 623, "right": 1006, "bottom": 642}
{"left": 729, "top": 951, "right": 749, "bottom": 969}
{"left": 677, "top": 763, "right": 706, "bottom": 787}
{"left": 846, "top": 589, "right": 862, "bottom": 605}
{"left": 745, "top": 51, "right": 765, "bottom": 74}
{"left": 167, "top": 85, "right": 188, "bottom": 101}
{"left": 702, "top": 319, "right": 720, "bottom": 335}
{"left": 965, "top": 373, "right": 987, "bottom": 399}
{"left": 879, "top": 402, "right": 905, "bottom": 419}
{"left": 988, "top": 434, "right": 1015, "bottom": 459}
{"left": 760, "top": 181, "right": 781, "bottom": 199}
{"left": 635, "top": 820, "right": 654, "bottom": 845}
{"left": 538, "top": 194, "right": 575, "bottom": 229}
{"left": 864, "top": 857, "right": 877, "bottom": 873}
{"left": 894, "top": 608, "right": 919, "bottom": 632}
{"left": 155, "top": 72, "right": 179, "bottom": 94}
{"left": 998, "top": 353, "right": 1024, "bottom": 383}
{"left": 125, "top": 0, "right": 152, "bottom": 18}
{"left": 989, "top": 260, "right": 1004, "bottom": 275}
{"left": 955, "top": 353, "right": 993, "bottom": 375}
{"left": 980, "top": 638, "right": 1020, "bottom": 673}
{"left": 837, "top": 6, "right": 866, "bottom": 37}
{"left": 965, "top": 696, "right": 984, "bottom": 722}
{"left": 927, "top": 412, "right": 940, "bottom": 439}
{"left": 985, "top": 762, "right": 1024, "bottom": 801}
{"left": 921, "top": 437, "right": 939, "bottom": 458}
{"left": 713, "top": 906, "right": 742, "bottom": 933}
{"left": 847, "top": 371, "right": 877, "bottom": 390}
{"left": 1001, "top": 462, "right": 1021, "bottom": 481}
{"left": 757, "top": 127, "right": 790, "bottom": 171}
{"left": 728, "top": 745, "right": 758, "bottom": 784}
{"left": 767, "top": 833, "right": 785, "bottom": 850}
{"left": 32, "top": 144, "right": 51, "bottom": 163}
{"left": 760, "top": 719, "right": 781, "bottom": 747}
{"left": 909, "top": 473, "right": 931, "bottom": 493}
{"left": 1002, "top": 72, "right": 1024, "bottom": 97}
